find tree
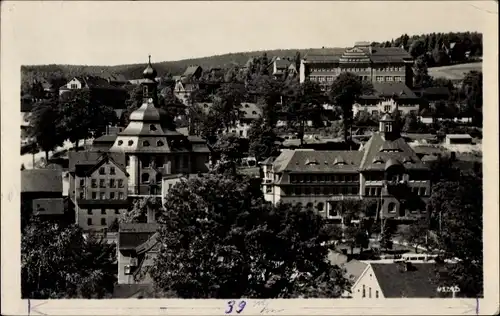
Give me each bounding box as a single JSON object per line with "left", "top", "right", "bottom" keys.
{"left": 402, "top": 111, "right": 419, "bottom": 133}
{"left": 409, "top": 39, "right": 426, "bottom": 59}
{"left": 29, "top": 81, "right": 46, "bottom": 101}
{"left": 461, "top": 71, "right": 482, "bottom": 126}
{"left": 329, "top": 73, "right": 373, "bottom": 143}
{"left": 413, "top": 56, "right": 432, "bottom": 88}
{"left": 120, "top": 197, "right": 164, "bottom": 223}
{"left": 427, "top": 170, "right": 483, "bottom": 297}
{"left": 247, "top": 117, "right": 280, "bottom": 162}
{"left": 354, "top": 110, "right": 377, "bottom": 127}
{"left": 379, "top": 219, "right": 396, "bottom": 251}
{"left": 294, "top": 51, "right": 301, "bottom": 73}
{"left": 59, "top": 89, "right": 117, "bottom": 149}
{"left": 246, "top": 74, "right": 283, "bottom": 127}
{"left": 22, "top": 219, "right": 116, "bottom": 299}
{"left": 211, "top": 134, "right": 244, "bottom": 175}
{"left": 400, "top": 220, "right": 430, "bottom": 253}
{"left": 211, "top": 83, "right": 244, "bottom": 132}
{"left": 29, "top": 98, "right": 65, "bottom": 161}
{"left": 150, "top": 174, "right": 350, "bottom": 298}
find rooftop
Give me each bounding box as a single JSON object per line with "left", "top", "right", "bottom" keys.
{"left": 21, "top": 169, "right": 62, "bottom": 193}
{"left": 272, "top": 149, "right": 364, "bottom": 174}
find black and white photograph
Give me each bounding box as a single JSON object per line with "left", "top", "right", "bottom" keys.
{"left": 2, "top": 1, "right": 498, "bottom": 315}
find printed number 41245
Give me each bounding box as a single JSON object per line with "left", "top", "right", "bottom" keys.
{"left": 225, "top": 300, "right": 246, "bottom": 314}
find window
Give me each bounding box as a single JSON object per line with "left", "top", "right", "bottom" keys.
{"left": 142, "top": 173, "right": 150, "bottom": 183}
{"left": 91, "top": 179, "right": 97, "bottom": 188}
{"left": 118, "top": 140, "right": 123, "bottom": 146}
{"left": 314, "top": 187, "right": 321, "bottom": 195}
{"left": 143, "top": 140, "right": 150, "bottom": 147}
{"left": 384, "top": 105, "right": 392, "bottom": 113}
{"left": 92, "top": 192, "right": 97, "bottom": 199}
{"left": 376, "top": 76, "right": 383, "bottom": 82}
{"left": 101, "top": 208, "right": 106, "bottom": 215}
{"left": 110, "top": 179, "right": 115, "bottom": 188}
{"left": 328, "top": 207, "right": 338, "bottom": 217}
{"left": 119, "top": 192, "right": 124, "bottom": 200}
{"left": 87, "top": 218, "right": 92, "bottom": 226}
{"left": 369, "top": 287, "right": 372, "bottom": 298}
{"left": 317, "top": 202, "right": 324, "bottom": 211}
{"left": 118, "top": 179, "right": 124, "bottom": 188}
{"left": 156, "top": 173, "right": 162, "bottom": 183}
{"left": 101, "top": 218, "right": 107, "bottom": 226}
{"left": 143, "top": 86, "right": 148, "bottom": 96}
{"left": 295, "top": 187, "right": 302, "bottom": 195}
{"left": 128, "top": 140, "right": 134, "bottom": 146}
{"left": 79, "top": 191, "right": 84, "bottom": 199}
{"left": 306, "top": 202, "right": 313, "bottom": 209}
{"left": 110, "top": 192, "right": 115, "bottom": 199}
{"left": 110, "top": 167, "right": 116, "bottom": 175}
{"left": 388, "top": 202, "right": 397, "bottom": 213}
{"left": 115, "top": 209, "right": 120, "bottom": 214}
{"left": 376, "top": 290, "right": 379, "bottom": 298}
{"left": 150, "top": 124, "right": 157, "bottom": 131}
{"left": 100, "top": 192, "right": 105, "bottom": 200}
{"left": 362, "top": 285, "right": 366, "bottom": 298}
{"left": 157, "top": 140, "right": 164, "bottom": 146}
{"left": 419, "top": 187, "right": 426, "bottom": 196}
{"left": 70, "top": 83, "right": 78, "bottom": 89}
{"left": 87, "top": 209, "right": 92, "bottom": 215}
{"left": 385, "top": 76, "right": 392, "bottom": 82}
{"left": 99, "top": 179, "right": 105, "bottom": 188}
{"left": 365, "top": 188, "right": 370, "bottom": 196}
{"left": 79, "top": 179, "right": 85, "bottom": 187}
{"left": 239, "top": 130, "right": 244, "bottom": 136}
{"left": 99, "top": 167, "right": 105, "bottom": 175}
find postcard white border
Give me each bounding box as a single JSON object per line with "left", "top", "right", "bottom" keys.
{"left": 2, "top": 1, "right": 498, "bottom": 315}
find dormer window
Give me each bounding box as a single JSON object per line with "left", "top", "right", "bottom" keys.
{"left": 252, "top": 111, "right": 257, "bottom": 115}
{"left": 333, "top": 156, "right": 346, "bottom": 165}
{"left": 118, "top": 140, "right": 123, "bottom": 146}
{"left": 305, "top": 159, "right": 318, "bottom": 165}
{"left": 157, "top": 140, "right": 164, "bottom": 147}
{"left": 150, "top": 124, "right": 157, "bottom": 131}
{"left": 245, "top": 104, "right": 250, "bottom": 108}
{"left": 143, "top": 140, "right": 150, "bottom": 147}
{"left": 373, "top": 156, "right": 385, "bottom": 164}
{"left": 403, "top": 156, "right": 413, "bottom": 164}
{"left": 128, "top": 140, "right": 134, "bottom": 146}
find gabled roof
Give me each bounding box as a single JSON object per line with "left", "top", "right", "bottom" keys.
{"left": 118, "top": 223, "right": 160, "bottom": 251}
{"left": 85, "top": 153, "right": 128, "bottom": 177}
{"left": 371, "top": 263, "right": 443, "bottom": 298}
{"left": 182, "top": 65, "right": 202, "bottom": 78}
{"left": 275, "top": 59, "right": 291, "bottom": 69}
{"left": 273, "top": 150, "right": 363, "bottom": 173}
{"left": 70, "top": 76, "right": 118, "bottom": 89}
{"left": 371, "top": 82, "right": 418, "bottom": 99}
{"left": 68, "top": 150, "right": 126, "bottom": 173}
{"left": 359, "top": 133, "right": 428, "bottom": 171}
{"left": 21, "top": 169, "right": 62, "bottom": 193}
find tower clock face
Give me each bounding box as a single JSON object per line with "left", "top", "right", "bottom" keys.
{"left": 148, "top": 98, "right": 153, "bottom": 103}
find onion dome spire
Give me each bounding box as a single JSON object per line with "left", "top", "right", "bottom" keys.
{"left": 143, "top": 55, "right": 157, "bottom": 80}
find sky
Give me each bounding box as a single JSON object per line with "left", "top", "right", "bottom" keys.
{"left": 1, "top": 1, "right": 497, "bottom": 66}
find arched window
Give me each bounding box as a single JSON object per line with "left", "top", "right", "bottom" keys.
{"left": 150, "top": 124, "right": 157, "bottom": 131}
{"left": 143, "top": 140, "right": 150, "bottom": 147}
{"left": 157, "top": 140, "right": 164, "bottom": 147}
{"left": 141, "top": 173, "right": 149, "bottom": 183}
{"left": 128, "top": 140, "right": 134, "bottom": 146}
{"left": 306, "top": 202, "right": 313, "bottom": 209}
{"left": 388, "top": 202, "right": 397, "bottom": 213}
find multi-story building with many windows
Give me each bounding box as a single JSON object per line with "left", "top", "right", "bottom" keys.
{"left": 261, "top": 110, "right": 431, "bottom": 221}
{"left": 299, "top": 42, "right": 414, "bottom": 91}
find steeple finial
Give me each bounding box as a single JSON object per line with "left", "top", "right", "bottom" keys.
{"left": 148, "top": 55, "right": 151, "bottom": 64}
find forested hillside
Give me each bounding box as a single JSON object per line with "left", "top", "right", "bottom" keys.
{"left": 21, "top": 31, "right": 481, "bottom": 93}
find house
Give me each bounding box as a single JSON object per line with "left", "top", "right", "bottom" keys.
{"left": 174, "top": 81, "right": 199, "bottom": 105}
{"left": 68, "top": 151, "right": 130, "bottom": 231}
{"left": 351, "top": 262, "right": 451, "bottom": 298}
{"left": 262, "top": 110, "right": 431, "bottom": 222}
{"left": 21, "top": 168, "right": 70, "bottom": 225}
{"left": 182, "top": 65, "right": 203, "bottom": 82}
{"left": 445, "top": 134, "right": 473, "bottom": 145}
{"left": 272, "top": 57, "right": 297, "bottom": 78}
{"left": 117, "top": 222, "right": 159, "bottom": 284}
{"left": 300, "top": 42, "right": 414, "bottom": 90}
{"left": 353, "top": 82, "right": 421, "bottom": 118}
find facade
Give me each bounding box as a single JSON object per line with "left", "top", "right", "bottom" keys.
{"left": 21, "top": 168, "right": 68, "bottom": 225}
{"left": 272, "top": 58, "right": 297, "bottom": 78}
{"left": 68, "top": 151, "right": 130, "bottom": 231}
{"left": 300, "top": 42, "right": 413, "bottom": 91}
{"left": 108, "top": 57, "right": 211, "bottom": 197}
{"left": 351, "top": 262, "right": 450, "bottom": 298}
{"left": 353, "top": 82, "right": 421, "bottom": 118}
{"left": 262, "top": 111, "right": 431, "bottom": 221}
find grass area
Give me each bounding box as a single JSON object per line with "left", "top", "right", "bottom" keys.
{"left": 428, "top": 62, "right": 482, "bottom": 80}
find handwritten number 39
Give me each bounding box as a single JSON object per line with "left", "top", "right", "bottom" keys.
{"left": 225, "top": 300, "right": 246, "bottom": 314}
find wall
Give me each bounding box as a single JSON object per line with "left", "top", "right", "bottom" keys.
{"left": 77, "top": 207, "right": 128, "bottom": 231}
{"left": 351, "top": 265, "right": 384, "bottom": 299}
{"left": 76, "top": 161, "right": 128, "bottom": 201}
{"left": 65, "top": 78, "right": 83, "bottom": 90}
{"left": 353, "top": 99, "right": 419, "bottom": 117}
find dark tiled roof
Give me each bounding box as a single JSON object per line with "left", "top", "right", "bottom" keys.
{"left": 21, "top": 169, "right": 62, "bottom": 193}
{"left": 68, "top": 151, "right": 126, "bottom": 172}
{"left": 372, "top": 82, "right": 418, "bottom": 99}
{"left": 119, "top": 223, "right": 159, "bottom": 250}
{"left": 120, "top": 222, "right": 160, "bottom": 233}
{"left": 76, "top": 199, "right": 130, "bottom": 207}
{"left": 371, "top": 263, "right": 442, "bottom": 298}
{"left": 112, "top": 284, "right": 155, "bottom": 298}
{"left": 275, "top": 59, "right": 291, "bottom": 68}
{"left": 183, "top": 65, "right": 202, "bottom": 78}
{"left": 273, "top": 150, "right": 363, "bottom": 173}
{"left": 135, "top": 232, "right": 159, "bottom": 254}
{"left": 344, "top": 259, "right": 368, "bottom": 283}
{"left": 359, "top": 133, "right": 428, "bottom": 171}
{"left": 32, "top": 198, "right": 64, "bottom": 215}
{"left": 93, "top": 135, "right": 118, "bottom": 143}
{"left": 421, "top": 87, "right": 450, "bottom": 96}
{"left": 194, "top": 102, "right": 262, "bottom": 120}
